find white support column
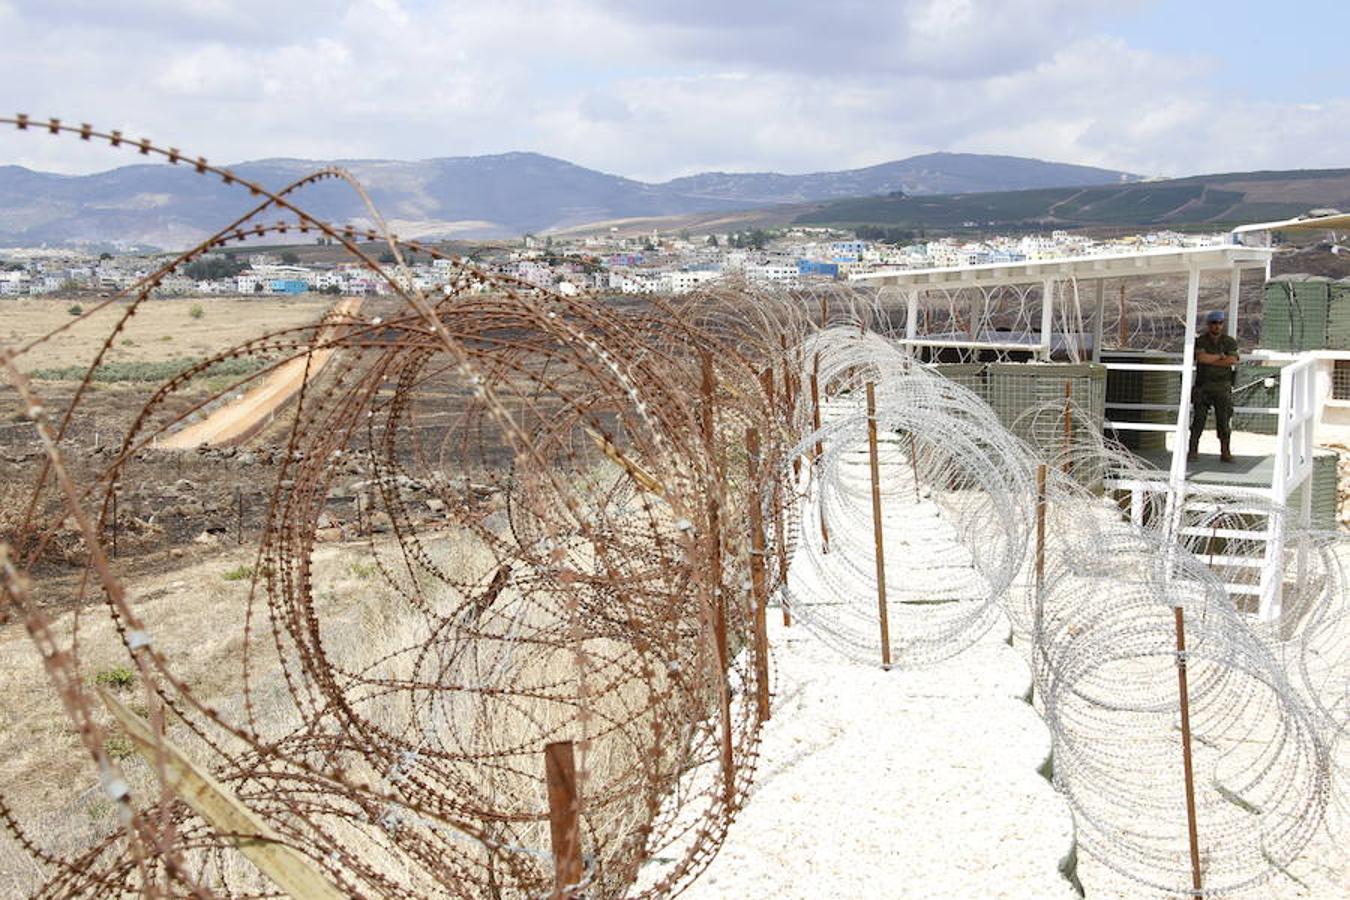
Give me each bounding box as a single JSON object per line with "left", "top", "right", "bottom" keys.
{"left": 1039, "top": 277, "right": 1055, "bottom": 361}
{"left": 1227, "top": 267, "right": 1241, "bottom": 335}
{"left": 1164, "top": 264, "right": 1202, "bottom": 545}
{"left": 905, "top": 289, "right": 919, "bottom": 341}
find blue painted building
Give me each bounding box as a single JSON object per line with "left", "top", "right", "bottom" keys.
{"left": 797, "top": 259, "right": 840, "bottom": 277}
{"left": 270, "top": 279, "right": 309, "bottom": 294}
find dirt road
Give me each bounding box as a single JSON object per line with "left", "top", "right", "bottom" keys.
{"left": 161, "top": 298, "right": 363, "bottom": 449}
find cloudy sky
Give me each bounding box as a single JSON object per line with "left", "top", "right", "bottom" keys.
{"left": 1, "top": 0, "right": 1346, "bottom": 181}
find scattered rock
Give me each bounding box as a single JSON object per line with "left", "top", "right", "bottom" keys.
{"left": 482, "top": 509, "right": 509, "bottom": 534}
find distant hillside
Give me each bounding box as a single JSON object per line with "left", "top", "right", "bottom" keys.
{"left": 794, "top": 168, "right": 1350, "bottom": 231}
{"left": 0, "top": 150, "right": 1137, "bottom": 249}
{"left": 0, "top": 153, "right": 734, "bottom": 248}
{"left": 664, "top": 152, "right": 1135, "bottom": 204}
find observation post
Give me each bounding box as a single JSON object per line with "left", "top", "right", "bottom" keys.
{"left": 851, "top": 240, "right": 1341, "bottom": 623}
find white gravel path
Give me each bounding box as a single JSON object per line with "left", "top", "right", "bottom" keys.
{"left": 682, "top": 616, "right": 1079, "bottom": 899}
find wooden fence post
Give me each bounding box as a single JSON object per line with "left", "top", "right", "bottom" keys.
{"left": 866, "top": 383, "right": 891, "bottom": 668}
{"left": 544, "top": 741, "right": 583, "bottom": 899}
{"left": 1173, "top": 607, "right": 1204, "bottom": 896}
{"left": 745, "top": 428, "right": 771, "bottom": 722}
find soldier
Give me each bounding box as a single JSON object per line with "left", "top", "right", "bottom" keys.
{"left": 1188, "top": 309, "right": 1239, "bottom": 463}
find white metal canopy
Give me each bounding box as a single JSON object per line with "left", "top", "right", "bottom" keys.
{"left": 1231, "top": 211, "right": 1350, "bottom": 236}
{"left": 849, "top": 244, "right": 1273, "bottom": 290}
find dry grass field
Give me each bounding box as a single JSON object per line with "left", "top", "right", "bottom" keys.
{"left": 2, "top": 296, "right": 331, "bottom": 373}
{"left": 0, "top": 517, "right": 682, "bottom": 895}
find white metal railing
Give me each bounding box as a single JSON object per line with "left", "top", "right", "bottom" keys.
{"left": 1102, "top": 351, "right": 1320, "bottom": 623}
{"left": 1269, "top": 353, "right": 1317, "bottom": 506}
{"left": 1258, "top": 352, "right": 1318, "bottom": 621}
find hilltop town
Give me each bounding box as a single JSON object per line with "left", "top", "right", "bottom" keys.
{"left": 1, "top": 225, "right": 1236, "bottom": 299}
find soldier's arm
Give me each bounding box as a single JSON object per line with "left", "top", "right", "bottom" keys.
{"left": 1198, "top": 340, "right": 1238, "bottom": 367}
{"left": 1195, "top": 337, "right": 1219, "bottom": 365}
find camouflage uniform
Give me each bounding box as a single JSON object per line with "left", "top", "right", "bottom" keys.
{"left": 1189, "top": 331, "right": 1239, "bottom": 452}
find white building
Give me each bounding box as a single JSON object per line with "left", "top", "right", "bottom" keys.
{"left": 662, "top": 269, "right": 722, "bottom": 294}
{"left": 746, "top": 264, "right": 800, "bottom": 288}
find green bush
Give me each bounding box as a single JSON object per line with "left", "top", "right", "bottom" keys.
{"left": 94, "top": 667, "right": 135, "bottom": 690}
{"left": 189, "top": 303, "right": 204, "bottom": 319}
{"left": 31, "top": 355, "right": 270, "bottom": 383}
{"left": 67, "top": 303, "right": 83, "bottom": 316}
{"left": 349, "top": 561, "right": 379, "bottom": 579}
{"left": 104, "top": 735, "right": 135, "bottom": 760}
{"left": 221, "top": 564, "right": 253, "bottom": 581}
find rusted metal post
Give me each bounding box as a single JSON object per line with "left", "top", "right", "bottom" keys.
{"left": 745, "top": 428, "right": 772, "bottom": 722}
{"left": 779, "top": 333, "right": 800, "bottom": 479}
{"left": 866, "top": 383, "right": 891, "bottom": 668}
{"left": 1035, "top": 464, "right": 1047, "bottom": 593}
{"left": 810, "top": 353, "right": 824, "bottom": 463}
{"left": 700, "top": 352, "right": 735, "bottom": 806}
{"left": 759, "top": 367, "right": 776, "bottom": 418}
{"left": 756, "top": 364, "right": 792, "bottom": 626}
{"left": 810, "top": 352, "right": 829, "bottom": 553}
{"left": 1173, "top": 606, "right": 1204, "bottom": 896}
{"left": 544, "top": 741, "right": 583, "bottom": 899}
{"left": 772, "top": 489, "right": 791, "bottom": 627}
{"left": 236, "top": 486, "right": 243, "bottom": 546}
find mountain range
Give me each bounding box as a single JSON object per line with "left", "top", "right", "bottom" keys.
{"left": 794, "top": 167, "right": 1350, "bottom": 231}
{"left": 0, "top": 151, "right": 1136, "bottom": 249}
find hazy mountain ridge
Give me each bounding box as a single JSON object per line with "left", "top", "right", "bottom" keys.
{"left": 665, "top": 153, "right": 1138, "bottom": 203}
{"left": 794, "top": 168, "right": 1350, "bottom": 230}
{"left": 0, "top": 151, "right": 1136, "bottom": 249}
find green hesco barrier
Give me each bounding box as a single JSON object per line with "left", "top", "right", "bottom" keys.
{"left": 1230, "top": 359, "right": 1284, "bottom": 435}
{"left": 1262, "top": 275, "right": 1336, "bottom": 351}
{"left": 1287, "top": 451, "right": 1340, "bottom": 531}
{"left": 930, "top": 362, "right": 1107, "bottom": 457}
{"left": 1102, "top": 353, "right": 1179, "bottom": 453}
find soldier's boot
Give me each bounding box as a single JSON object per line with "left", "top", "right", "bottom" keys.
{"left": 1219, "top": 436, "right": 1234, "bottom": 463}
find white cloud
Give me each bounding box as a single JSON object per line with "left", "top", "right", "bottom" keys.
{"left": 0, "top": 0, "right": 1346, "bottom": 182}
